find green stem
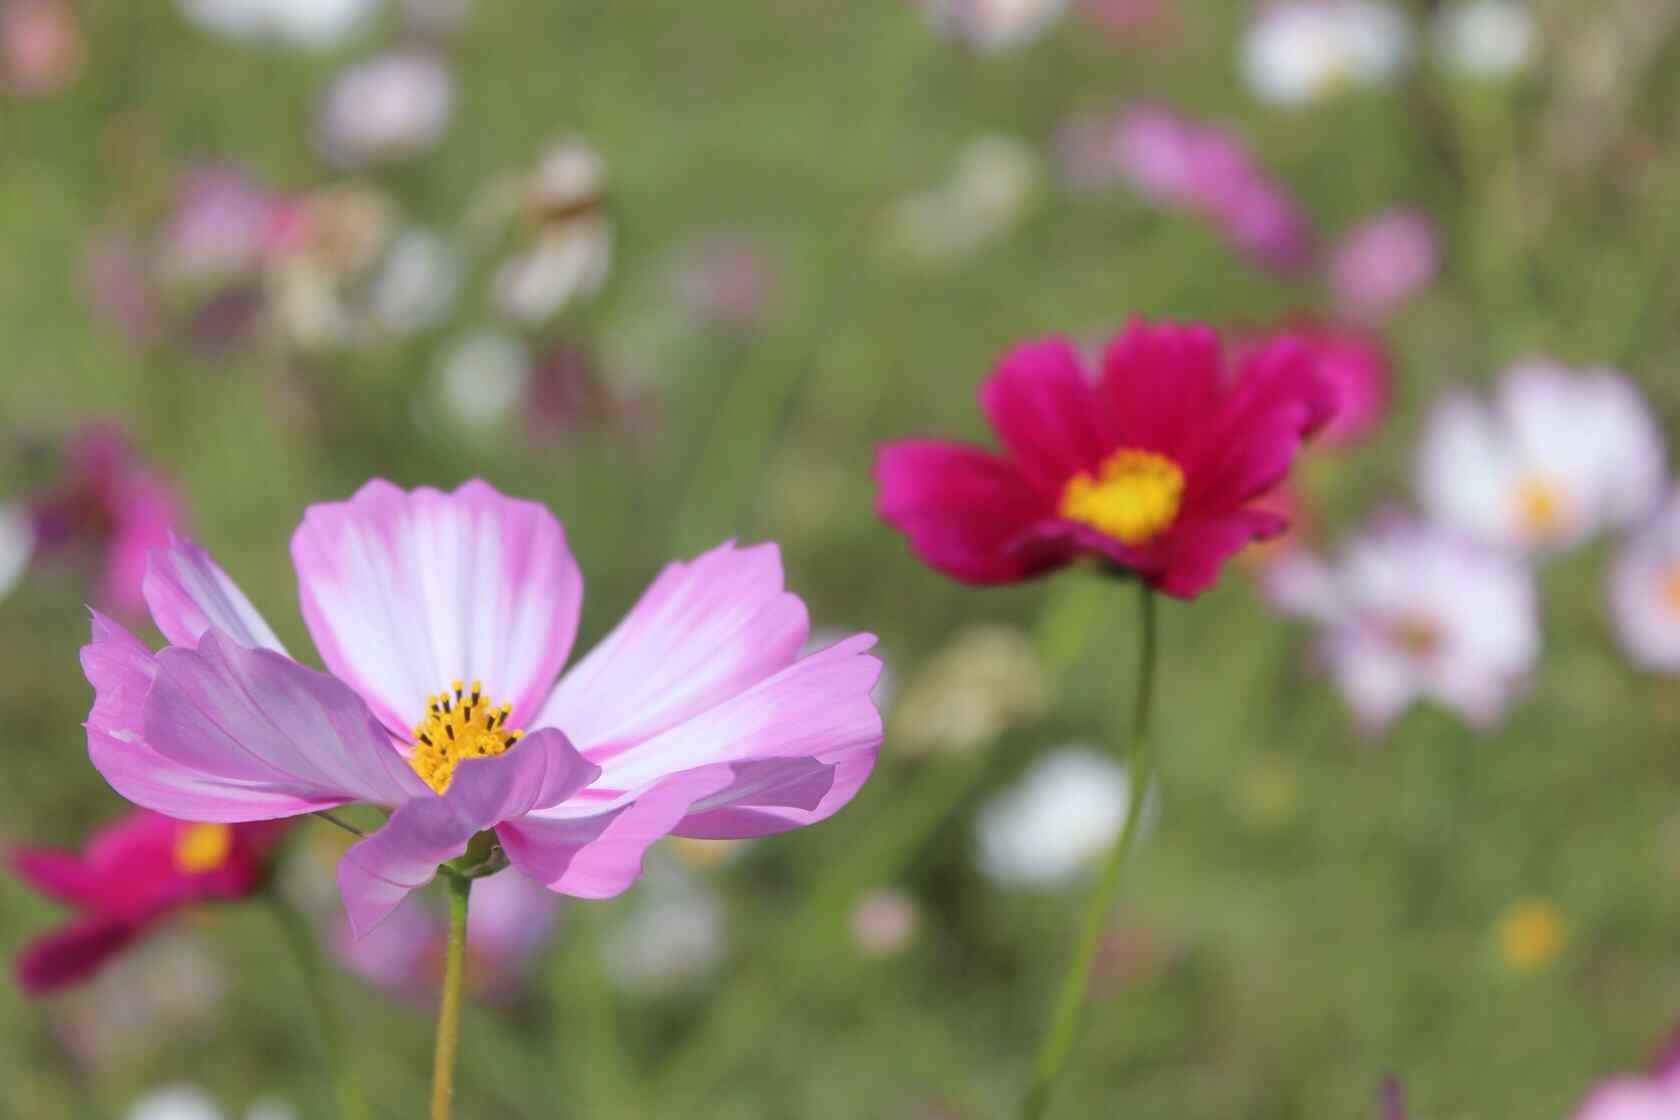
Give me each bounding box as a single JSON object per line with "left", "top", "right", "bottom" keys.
{"left": 432, "top": 873, "right": 473, "bottom": 1120}
{"left": 266, "top": 894, "right": 368, "bottom": 1120}
{"left": 1021, "top": 584, "right": 1159, "bottom": 1120}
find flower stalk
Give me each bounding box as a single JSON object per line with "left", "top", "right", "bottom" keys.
{"left": 1021, "top": 583, "right": 1158, "bottom": 1120}
{"left": 432, "top": 871, "right": 473, "bottom": 1120}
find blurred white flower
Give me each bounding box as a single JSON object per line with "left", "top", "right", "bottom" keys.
{"left": 883, "top": 135, "right": 1041, "bottom": 267}
{"left": 850, "top": 888, "right": 920, "bottom": 957}
{"left": 176, "top": 0, "right": 380, "bottom": 49}
{"left": 369, "top": 230, "right": 460, "bottom": 333}
{"left": 1267, "top": 517, "right": 1539, "bottom": 731}
{"left": 493, "top": 220, "right": 612, "bottom": 323}
{"left": 1416, "top": 363, "right": 1667, "bottom": 554}
{"left": 315, "top": 50, "right": 454, "bottom": 168}
{"left": 432, "top": 329, "right": 531, "bottom": 430}
{"left": 891, "top": 624, "right": 1048, "bottom": 756}
{"left": 976, "top": 747, "right": 1135, "bottom": 888}
{"left": 0, "top": 503, "right": 35, "bottom": 602}
{"left": 1610, "top": 497, "right": 1680, "bottom": 674}
{"left": 602, "top": 864, "right": 726, "bottom": 995}
{"left": 918, "top": 0, "right": 1070, "bottom": 52}
{"left": 1242, "top": 1, "right": 1412, "bottom": 105}
{"left": 1434, "top": 0, "right": 1535, "bottom": 79}
{"left": 126, "top": 1087, "right": 296, "bottom": 1120}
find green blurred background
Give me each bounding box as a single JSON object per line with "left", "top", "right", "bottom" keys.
{"left": 4, "top": 1, "right": 1680, "bottom": 1116}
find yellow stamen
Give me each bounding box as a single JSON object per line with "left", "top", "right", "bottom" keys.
{"left": 1389, "top": 614, "right": 1444, "bottom": 658}
{"left": 409, "top": 679, "right": 524, "bottom": 794}
{"left": 1512, "top": 475, "right": 1570, "bottom": 542}
{"left": 1662, "top": 564, "right": 1680, "bottom": 618}
{"left": 1059, "top": 449, "right": 1185, "bottom": 546}
{"left": 174, "top": 823, "right": 233, "bottom": 875}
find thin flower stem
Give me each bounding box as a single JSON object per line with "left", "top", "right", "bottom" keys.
{"left": 313, "top": 809, "right": 366, "bottom": 838}
{"left": 432, "top": 872, "right": 473, "bottom": 1120}
{"left": 266, "top": 893, "right": 368, "bottom": 1120}
{"left": 1021, "top": 584, "right": 1159, "bottom": 1120}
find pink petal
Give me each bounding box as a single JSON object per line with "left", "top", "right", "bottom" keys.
{"left": 978, "top": 337, "right": 1113, "bottom": 493}
{"left": 336, "top": 729, "right": 598, "bottom": 935}
{"left": 1154, "top": 510, "right": 1289, "bottom": 598}
{"left": 143, "top": 631, "right": 430, "bottom": 818}
{"left": 875, "top": 440, "right": 1056, "bottom": 584}
{"left": 14, "top": 916, "right": 139, "bottom": 994}
{"left": 673, "top": 754, "right": 846, "bottom": 838}
{"left": 84, "top": 612, "right": 326, "bottom": 821}
{"left": 1099, "top": 319, "right": 1225, "bottom": 458}
{"left": 292, "top": 479, "right": 582, "bottom": 734}
{"left": 536, "top": 541, "right": 809, "bottom": 761}
{"left": 8, "top": 849, "right": 99, "bottom": 906}
{"left": 143, "top": 535, "right": 287, "bottom": 652}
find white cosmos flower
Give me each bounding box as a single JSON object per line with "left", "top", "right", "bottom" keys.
{"left": 492, "top": 219, "right": 612, "bottom": 324}
{"left": 1610, "top": 496, "right": 1680, "bottom": 673}
{"left": 127, "top": 1087, "right": 296, "bottom": 1120}
{"left": 369, "top": 230, "right": 460, "bottom": 334}
{"left": 601, "top": 863, "right": 726, "bottom": 996}
{"left": 1434, "top": 0, "right": 1536, "bottom": 79}
{"left": 0, "top": 503, "right": 34, "bottom": 602}
{"left": 1416, "top": 362, "right": 1667, "bottom": 554}
{"left": 1242, "top": 1, "right": 1412, "bottom": 105}
{"left": 432, "top": 329, "right": 531, "bottom": 431}
{"left": 1267, "top": 516, "right": 1539, "bottom": 732}
{"left": 883, "top": 135, "right": 1041, "bottom": 267}
{"left": 976, "top": 747, "right": 1136, "bottom": 888}
{"left": 175, "top": 0, "right": 379, "bottom": 48}
{"left": 920, "top": 0, "right": 1070, "bottom": 52}
{"left": 315, "top": 50, "right": 455, "bottom": 168}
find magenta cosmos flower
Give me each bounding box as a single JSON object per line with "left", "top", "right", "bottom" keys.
{"left": 874, "top": 319, "right": 1334, "bottom": 597}
{"left": 83, "top": 479, "right": 883, "bottom": 935}
{"left": 1252, "top": 321, "right": 1389, "bottom": 448}
{"left": 10, "top": 810, "right": 284, "bottom": 993}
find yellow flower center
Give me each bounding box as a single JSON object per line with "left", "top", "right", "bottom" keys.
{"left": 173, "top": 823, "right": 233, "bottom": 875}
{"left": 409, "top": 680, "right": 524, "bottom": 795}
{"left": 1663, "top": 564, "right": 1680, "bottom": 619}
{"left": 1496, "top": 900, "right": 1565, "bottom": 972}
{"left": 1389, "top": 614, "right": 1444, "bottom": 658}
{"left": 1059, "top": 449, "right": 1185, "bottom": 547}
{"left": 1512, "top": 474, "right": 1571, "bottom": 542}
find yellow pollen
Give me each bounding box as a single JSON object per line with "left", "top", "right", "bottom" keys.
{"left": 1059, "top": 449, "right": 1185, "bottom": 546}
{"left": 409, "top": 680, "right": 524, "bottom": 795}
{"left": 173, "top": 823, "right": 233, "bottom": 875}
{"left": 1662, "top": 564, "right": 1680, "bottom": 618}
{"left": 1513, "top": 475, "right": 1570, "bottom": 542}
{"left": 1496, "top": 899, "right": 1565, "bottom": 972}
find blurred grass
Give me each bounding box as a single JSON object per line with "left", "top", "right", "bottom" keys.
{"left": 2, "top": 1, "right": 1680, "bottom": 1117}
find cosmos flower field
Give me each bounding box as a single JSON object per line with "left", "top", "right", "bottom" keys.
{"left": 5, "top": 1, "right": 1680, "bottom": 1118}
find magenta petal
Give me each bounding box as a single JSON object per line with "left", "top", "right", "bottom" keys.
{"left": 978, "top": 337, "right": 1112, "bottom": 492}
{"left": 83, "top": 613, "right": 326, "bottom": 821}
{"left": 1100, "top": 318, "right": 1225, "bottom": 457}
{"left": 8, "top": 849, "right": 99, "bottom": 906}
{"left": 144, "top": 631, "right": 429, "bottom": 815}
{"left": 292, "top": 478, "right": 583, "bottom": 733}
{"left": 875, "top": 440, "right": 1056, "bottom": 584}
{"left": 143, "top": 535, "right": 286, "bottom": 653}
{"left": 337, "top": 730, "right": 598, "bottom": 935}
{"left": 672, "top": 755, "right": 842, "bottom": 838}
{"left": 1156, "top": 510, "right": 1289, "bottom": 598}
{"left": 537, "top": 541, "right": 809, "bottom": 761}
{"left": 15, "top": 916, "right": 140, "bottom": 994}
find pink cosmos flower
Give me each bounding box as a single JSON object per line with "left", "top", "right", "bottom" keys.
{"left": 332, "top": 867, "right": 559, "bottom": 1001}
{"left": 1330, "top": 208, "right": 1438, "bottom": 322}
{"left": 1417, "top": 362, "right": 1667, "bottom": 554}
{"left": 1256, "top": 321, "right": 1389, "bottom": 447}
{"left": 2, "top": 0, "right": 79, "bottom": 95}
{"left": 30, "top": 427, "right": 184, "bottom": 617}
{"left": 1266, "top": 516, "right": 1539, "bottom": 731}
{"left": 1058, "top": 105, "right": 1316, "bottom": 273}
{"left": 1573, "top": 1056, "right": 1680, "bottom": 1119}
{"left": 1610, "top": 496, "right": 1680, "bottom": 673}
{"left": 874, "top": 319, "right": 1334, "bottom": 597}
{"left": 82, "top": 479, "right": 882, "bottom": 935}
{"left": 10, "top": 810, "right": 284, "bottom": 993}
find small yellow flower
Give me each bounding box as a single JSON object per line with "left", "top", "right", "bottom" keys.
{"left": 1496, "top": 899, "right": 1565, "bottom": 972}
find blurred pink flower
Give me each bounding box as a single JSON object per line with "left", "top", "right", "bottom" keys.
{"left": 673, "top": 234, "right": 781, "bottom": 332}
{"left": 2, "top": 0, "right": 79, "bottom": 94}
{"left": 875, "top": 320, "right": 1333, "bottom": 597}
{"left": 1416, "top": 362, "right": 1667, "bottom": 554}
{"left": 80, "top": 480, "right": 883, "bottom": 936}
{"left": 1379, "top": 1076, "right": 1406, "bottom": 1120}
{"left": 315, "top": 49, "right": 454, "bottom": 168}
{"left": 29, "top": 427, "right": 185, "bottom": 617}
{"left": 1079, "top": 0, "right": 1163, "bottom": 37}
{"left": 915, "top": 0, "right": 1070, "bottom": 52}
{"left": 1267, "top": 516, "right": 1539, "bottom": 732}
{"left": 850, "top": 887, "right": 920, "bottom": 957}
{"left": 1330, "top": 208, "right": 1438, "bottom": 321}
{"left": 333, "top": 867, "right": 560, "bottom": 1001}
{"left": 1058, "top": 105, "right": 1316, "bottom": 273}
{"left": 1573, "top": 1065, "right": 1680, "bottom": 1119}
{"left": 1258, "top": 321, "right": 1389, "bottom": 447}
{"left": 1609, "top": 496, "right": 1680, "bottom": 674}
{"left": 160, "top": 166, "right": 287, "bottom": 287}
{"left": 10, "top": 810, "right": 285, "bottom": 994}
